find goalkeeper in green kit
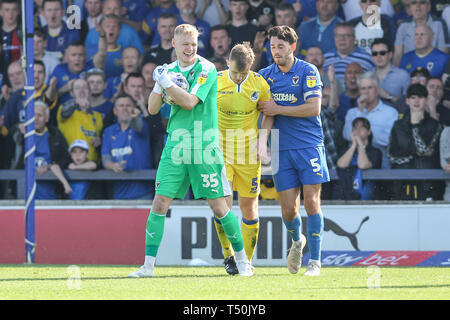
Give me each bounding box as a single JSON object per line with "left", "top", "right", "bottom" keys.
{"left": 128, "top": 24, "right": 253, "bottom": 277}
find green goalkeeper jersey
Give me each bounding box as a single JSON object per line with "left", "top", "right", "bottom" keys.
{"left": 165, "top": 56, "right": 218, "bottom": 150}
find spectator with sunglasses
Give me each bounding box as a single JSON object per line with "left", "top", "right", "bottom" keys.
{"left": 393, "top": 0, "right": 449, "bottom": 66}
{"left": 371, "top": 38, "right": 410, "bottom": 106}
{"left": 349, "top": 0, "right": 395, "bottom": 54}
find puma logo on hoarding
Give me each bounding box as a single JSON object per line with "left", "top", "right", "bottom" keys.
{"left": 308, "top": 216, "right": 369, "bottom": 251}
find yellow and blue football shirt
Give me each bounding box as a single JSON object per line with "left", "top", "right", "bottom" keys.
{"left": 217, "top": 70, "right": 271, "bottom": 163}
{"left": 57, "top": 105, "right": 103, "bottom": 163}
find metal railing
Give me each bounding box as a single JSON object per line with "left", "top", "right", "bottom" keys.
{"left": 1, "top": 168, "right": 450, "bottom": 199}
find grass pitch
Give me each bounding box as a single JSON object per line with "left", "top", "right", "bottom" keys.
{"left": 0, "top": 265, "right": 449, "bottom": 300}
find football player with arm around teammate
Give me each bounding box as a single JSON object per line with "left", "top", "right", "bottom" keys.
{"left": 214, "top": 42, "right": 274, "bottom": 275}
{"left": 258, "top": 26, "right": 329, "bottom": 276}
{"left": 128, "top": 24, "right": 253, "bottom": 278}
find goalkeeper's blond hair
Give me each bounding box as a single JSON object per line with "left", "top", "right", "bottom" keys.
{"left": 174, "top": 24, "right": 199, "bottom": 39}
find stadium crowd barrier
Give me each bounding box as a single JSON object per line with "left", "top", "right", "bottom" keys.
{"left": 1, "top": 169, "right": 450, "bottom": 199}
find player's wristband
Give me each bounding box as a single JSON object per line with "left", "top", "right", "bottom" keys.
{"left": 153, "top": 82, "right": 163, "bottom": 95}
{"left": 158, "top": 75, "right": 174, "bottom": 90}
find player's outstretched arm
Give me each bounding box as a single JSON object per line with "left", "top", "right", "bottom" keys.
{"left": 258, "top": 97, "right": 321, "bottom": 118}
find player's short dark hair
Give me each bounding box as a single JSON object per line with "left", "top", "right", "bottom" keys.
{"left": 370, "top": 38, "right": 393, "bottom": 53}
{"left": 43, "top": 0, "right": 63, "bottom": 8}
{"left": 34, "top": 27, "right": 47, "bottom": 40}
{"left": 114, "top": 93, "right": 136, "bottom": 107}
{"left": 229, "top": 42, "right": 255, "bottom": 70}
{"left": 407, "top": 83, "right": 428, "bottom": 98}
{"left": 268, "top": 25, "right": 298, "bottom": 45}
{"left": 124, "top": 72, "right": 144, "bottom": 87}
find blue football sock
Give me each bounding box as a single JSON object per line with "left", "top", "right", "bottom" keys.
{"left": 282, "top": 215, "right": 302, "bottom": 242}
{"left": 307, "top": 212, "right": 324, "bottom": 261}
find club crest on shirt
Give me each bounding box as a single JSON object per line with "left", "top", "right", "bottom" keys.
{"left": 427, "top": 62, "right": 434, "bottom": 71}
{"left": 250, "top": 91, "right": 259, "bottom": 101}
{"left": 189, "top": 69, "right": 195, "bottom": 80}
{"left": 292, "top": 75, "right": 299, "bottom": 85}
{"left": 306, "top": 76, "right": 316, "bottom": 88}
{"left": 156, "top": 181, "right": 160, "bottom": 190}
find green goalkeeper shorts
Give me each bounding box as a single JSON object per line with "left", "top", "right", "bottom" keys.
{"left": 155, "top": 145, "right": 232, "bottom": 199}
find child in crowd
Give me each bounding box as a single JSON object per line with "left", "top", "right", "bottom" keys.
{"left": 67, "top": 139, "right": 97, "bottom": 200}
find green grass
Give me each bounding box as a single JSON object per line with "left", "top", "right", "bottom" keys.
{"left": 0, "top": 265, "right": 449, "bottom": 300}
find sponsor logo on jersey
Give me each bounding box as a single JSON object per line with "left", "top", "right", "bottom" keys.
{"left": 306, "top": 76, "right": 316, "bottom": 88}
{"left": 197, "top": 72, "right": 208, "bottom": 84}
{"left": 112, "top": 146, "right": 133, "bottom": 158}
{"left": 271, "top": 92, "right": 298, "bottom": 103}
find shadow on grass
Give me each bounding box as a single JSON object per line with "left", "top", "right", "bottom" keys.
{"left": 0, "top": 274, "right": 244, "bottom": 282}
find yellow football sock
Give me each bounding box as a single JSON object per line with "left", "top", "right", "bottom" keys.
{"left": 214, "top": 218, "right": 234, "bottom": 258}
{"left": 242, "top": 219, "right": 259, "bottom": 262}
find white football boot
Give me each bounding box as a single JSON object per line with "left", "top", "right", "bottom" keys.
{"left": 287, "top": 233, "right": 306, "bottom": 274}
{"left": 128, "top": 265, "right": 154, "bottom": 278}
{"left": 236, "top": 259, "right": 254, "bottom": 277}
{"left": 304, "top": 259, "right": 321, "bottom": 276}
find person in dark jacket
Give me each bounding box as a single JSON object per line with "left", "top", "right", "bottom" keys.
{"left": 336, "top": 117, "right": 382, "bottom": 200}
{"left": 388, "top": 83, "right": 443, "bottom": 200}
{"left": 15, "top": 101, "right": 72, "bottom": 199}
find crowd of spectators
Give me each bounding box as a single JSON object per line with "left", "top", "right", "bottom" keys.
{"left": 1, "top": 0, "right": 450, "bottom": 201}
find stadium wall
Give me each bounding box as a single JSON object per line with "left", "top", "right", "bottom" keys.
{"left": 1, "top": 203, "right": 450, "bottom": 266}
